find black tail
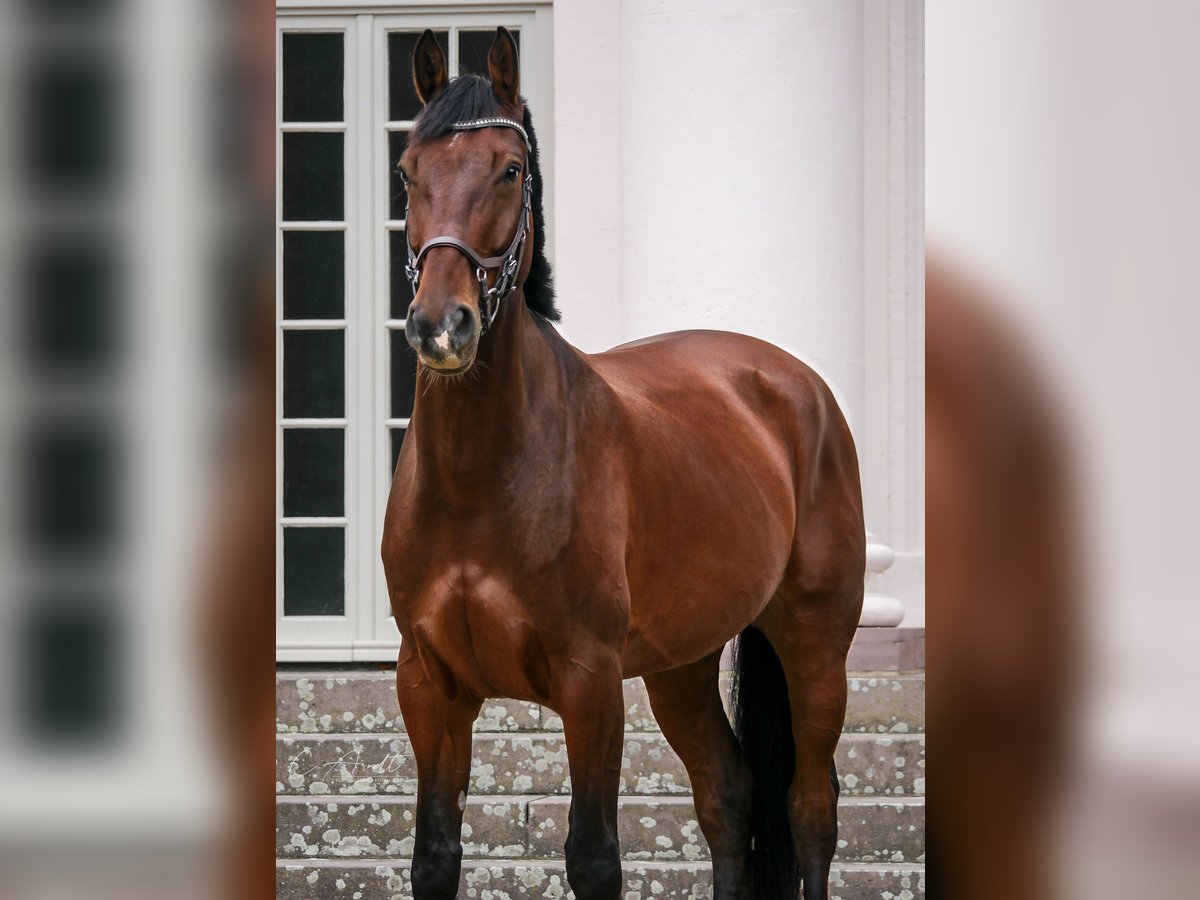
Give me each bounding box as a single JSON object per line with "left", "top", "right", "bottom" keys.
{"left": 731, "top": 626, "right": 800, "bottom": 899}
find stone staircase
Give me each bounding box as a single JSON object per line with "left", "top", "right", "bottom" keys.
{"left": 276, "top": 666, "right": 924, "bottom": 899}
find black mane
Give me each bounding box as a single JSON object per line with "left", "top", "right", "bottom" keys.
{"left": 410, "top": 75, "right": 559, "bottom": 322}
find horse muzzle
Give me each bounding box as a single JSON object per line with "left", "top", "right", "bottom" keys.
{"left": 405, "top": 301, "right": 479, "bottom": 372}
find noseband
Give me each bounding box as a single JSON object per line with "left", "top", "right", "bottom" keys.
{"left": 404, "top": 117, "right": 533, "bottom": 335}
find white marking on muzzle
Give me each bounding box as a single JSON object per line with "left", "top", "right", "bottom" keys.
{"left": 433, "top": 331, "right": 451, "bottom": 352}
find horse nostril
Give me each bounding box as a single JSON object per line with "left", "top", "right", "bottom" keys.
{"left": 449, "top": 305, "right": 475, "bottom": 350}
{"left": 404, "top": 309, "right": 426, "bottom": 352}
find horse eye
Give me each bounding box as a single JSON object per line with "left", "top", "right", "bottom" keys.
{"left": 397, "top": 167, "right": 410, "bottom": 187}
{"left": 503, "top": 164, "right": 520, "bottom": 184}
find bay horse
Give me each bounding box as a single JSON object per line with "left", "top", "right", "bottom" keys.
{"left": 382, "top": 28, "right": 865, "bottom": 900}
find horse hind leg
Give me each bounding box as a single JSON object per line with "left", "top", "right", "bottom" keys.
{"left": 754, "top": 586, "right": 860, "bottom": 900}
{"left": 644, "top": 650, "right": 753, "bottom": 900}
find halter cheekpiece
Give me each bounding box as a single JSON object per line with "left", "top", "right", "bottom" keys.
{"left": 404, "top": 116, "right": 533, "bottom": 335}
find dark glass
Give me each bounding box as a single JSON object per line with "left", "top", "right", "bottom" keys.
{"left": 389, "top": 130, "right": 409, "bottom": 221}
{"left": 22, "top": 233, "right": 122, "bottom": 375}
{"left": 22, "top": 418, "right": 121, "bottom": 558}
{"left": 26, "top": 0, "right": 120, "bottom": 22}
{"left": 283, "top": 330, "right": 344, "bottom": 418}
{"left": 389, "top": 230, "right": 415, "bottom": 320}
{"left": 18, "top": 595, "right": 123, "bottom": 748}
{"left": 283, "top": 231, "right": 344, "bottom": 319}
{"left": 282, "top": 133, "right": 344, "bottom": 221}
{"left": 24, "top": 53, "right": 120, "bottom": 192}
{"left": 390, "top": 427, "right": 407, "bottom": 476}
{"left": 458, "top": 28, "right": 520, "bottom": 78}
{"left": 391, "top": 330, "right": 419, "bottom": 419}
{"left": 283, "top": 527, "right": 344, "bottom": 616}
{"left": 388, "top": 30, "right": 448, "bottom": 121}
{"left": 283, "top": 428, "right": 344, "bottom": 517}
{"left": 282, "top": 33, "right": 344, "bottom": 122}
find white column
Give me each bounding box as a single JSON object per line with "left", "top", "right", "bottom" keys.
{"left": 617, "top": 0, "right": 905, "bottom": 627}
{"left": 551, "top": 0, "right": 623, "bottom": 353}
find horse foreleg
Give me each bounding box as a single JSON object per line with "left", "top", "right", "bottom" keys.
{"left": 644, "top": 650, "right": 753, "bottom": 900}
{"left": 555, "top": 655, "right": 625, "bottom": 900}
{"left": 395, "top": 648, "right": 481, "bottom": 900}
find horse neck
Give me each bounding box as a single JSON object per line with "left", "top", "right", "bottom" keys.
{"left": 410, "top": 292, "right": 569, "bottom": 495}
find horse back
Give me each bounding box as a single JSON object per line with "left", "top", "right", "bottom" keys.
{"left": 591, "top": 329, "right": 857, "bottom": 498}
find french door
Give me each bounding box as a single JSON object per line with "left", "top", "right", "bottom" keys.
{"left": 275, "top": 3, "right": 553, "bottom": 660}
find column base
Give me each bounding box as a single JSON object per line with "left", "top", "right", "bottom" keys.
{"left": 862, "top": 535, "right": 906, "bottom": 627}
{"left": 859, "top": 593, "right": 906, "bottom": 627}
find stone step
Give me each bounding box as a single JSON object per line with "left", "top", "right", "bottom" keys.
{"left": 276, "top": 858, "right": 925, "bottom": 899}
{"left": 277, "top": 732, "right": 924, "bottom": 799}
{"left": 276, "top": 670, "right": 924, "bottom": 736}
{"left": 526, "top": 796, "right": 924, "bottom": 866}
{"left": 277, "top": 795, "right": 924, "bottom": 866}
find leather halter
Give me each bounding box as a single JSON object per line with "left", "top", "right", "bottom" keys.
{"left": 404, "top": 117, "right": 533, "bottom": 335}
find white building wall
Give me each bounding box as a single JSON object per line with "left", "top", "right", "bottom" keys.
{"left": 552, "top": 0, "right": 924, "bottom": 623}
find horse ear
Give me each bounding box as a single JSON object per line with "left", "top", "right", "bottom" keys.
{"left": 487, "top": 27, "right": 520, "bottom": 109}
{"left": 413, "top": 29, "right": 447, "bottom": 105}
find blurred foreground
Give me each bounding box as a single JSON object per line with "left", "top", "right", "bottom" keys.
{"left": 0, "top": 1, "right": 274, "bottom": 898}
{"left": 928, "top": 1, "right": 1200, "bottom": 897}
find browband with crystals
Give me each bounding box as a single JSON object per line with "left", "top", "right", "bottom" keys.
{"left": 448, "top": 116, "right": 531, "bottom": 150}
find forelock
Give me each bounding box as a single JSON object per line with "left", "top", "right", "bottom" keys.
{"left": 410, "top": 75, "right": 502, "bottom": 146}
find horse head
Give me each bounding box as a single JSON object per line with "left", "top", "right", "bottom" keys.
{"left": 399, "top": 27, "right": 532, "bottom": 374}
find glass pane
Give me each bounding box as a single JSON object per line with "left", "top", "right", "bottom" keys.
{"left": 458, "top": 28, "right": 520, "bottom": 78}
{"left": 18, "top": 594, "right": 123, "bottom": 748}
{"left": 390, "top": 427, "right": 407, "bottom": 477}
{"left": 388, "top": 30, "right": 448, "bottom": 121}
{"left": 283, "top": 527, "right": 344, "bottom": 616}
{"left": 25, "top": 53, "right": 120, "bottom": 193}
{"left": 282, "top": 132, "right": 343, "bottom": 221}
{"left": 22, "top": 232, "right": 122, "bottom": 375}
{"left": 283, "top": 231, "right": 344, "bottom": 319}
{"left": 26, "top": 0, "right": 119, "bottom": 23}
{"left": 389, "top": 130, "right": 409, "bottom": 221}
{"left": 391, "top": 330, "right": 419, "bottom": 419}
{"left": 23, "top": 418, "right": 120, "bottom": 558}
{"left": 283, "top": 330, "right": 344, "bottom": 418}
{"left": 283, "top": 428, "right": 344, "bottom": 517}
{"left": 282, "top": 33, "right": 344, "bottom": 123}
{"left": 389, "top": 230, "right": 414, "bottom": 320}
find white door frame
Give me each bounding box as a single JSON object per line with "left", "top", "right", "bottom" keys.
{"left": 276, "top": 2, "right": 554, "bottom": 662}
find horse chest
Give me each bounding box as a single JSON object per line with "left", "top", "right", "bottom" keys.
{"left": 400, "top": 564, "right": 554, "bottom": 703}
